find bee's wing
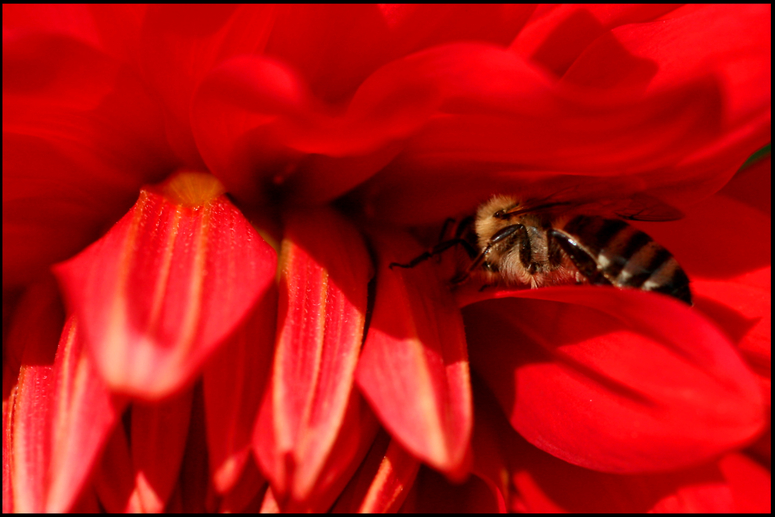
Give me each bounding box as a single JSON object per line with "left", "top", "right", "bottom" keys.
{"left": 504, "top": 191, "right": 685, "bottom": 222}
{"left": 611, "top": 193, "right": 685, "bottom": 222}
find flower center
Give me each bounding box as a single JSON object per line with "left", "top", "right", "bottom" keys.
{"left": 160, "top": 170, "right": 226, "bottom": 207}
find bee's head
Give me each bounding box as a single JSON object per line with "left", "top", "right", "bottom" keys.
{"left": 474, "top": 195, "right": 520, "bottom": 247}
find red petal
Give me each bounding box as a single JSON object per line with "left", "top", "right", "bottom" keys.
{"left": 131, "top": 388, "right": 193, "bottom": 512}
{"left": 53, "top": 172, "right": 277, "bottom": 398}
{"left": 472, "top": 381, "right": 737, "bottom": 512}
{"left": 356, "top": 230, "right": 472, "bottom": 477}
{"left": 4, "top": 280, "right": 124, "bottom": 512}
{"left": 203, "top": 286, "right": 276, "bottom": 494}
{"left": 46, "top": 316, "right": 126, "bottom": 512}
{"left": 139, "top": 5, "right": 276, "bottom": 164}
{"left": 463, "top": 286, "right": 765, "bottom": 473}
{"left": 217, "top": 457, "right": 267, "bottom": 513}
{"left": 351, "top": 44, "right": 723, "bottom": 225}
{"left": 2, "top": 5, "right": 147, "bottom": 60}
{"left": 253, "top": 208, "right": 372, "bottom": 503}
{"left": 265, "top": 5, "right": 534, "bottom": 105}
{"left": 174, "top": 383, "right": 217, "bottom": 513}
{"left": 3, "top": 30, "right": 173, "bottom": 288}
{"left": 399, "top": 467, "right": 504, "bottom": 513}
{"left": 563, "top": 6, "right": 771, "bottom": 119}
{"left": 718, "top": 452, "right": 772, "bottom": 512}
{"left": 5, "top": 352, "right": 55, "bottom": 513}
{"left": 332, "top": 429, "right": 421, "bottom": 513}
{"left": 93, "top": 423, "right": 142, "bottom": 512}
{"left": 191, "top": 55, "right": 416, "bottom": 206}
{"left": 560, "top": 5, "right": 771, "bottom": 207}
{"left": 286, "top": 390, "right": 381, "bottom": 512}
{"left": 511, "top": 5, "right": 681, "bottom": 78}
{"left": 633, "top": 158, "right": 770, "bottom": 289}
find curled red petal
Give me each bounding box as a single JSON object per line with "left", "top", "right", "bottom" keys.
{"left": 560, "top": 5, "right": 771, "bottom": 207}
{"left": 511, "top": 5, "right": 682, "bottom": 78}
{"left": 53, "top": 172, "right": 277, "bottom": 399}
{"left": 463, "top": 286, "right": 765, "bottom": 473}
{"left": 356, "top": 230, "right": 472, "bottom": 477}
{"left": 352, "top": 43, "right": 725, "bottom": 224}
{"left": 253, "top": 207, "right": 372, "bottom": 503}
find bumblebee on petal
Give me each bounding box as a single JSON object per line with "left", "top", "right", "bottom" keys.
{"left": 394, "top": 194, "right": 693, "bottom": 305}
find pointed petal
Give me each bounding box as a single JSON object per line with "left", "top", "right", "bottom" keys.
{"left": 253, "top": 207, "right": 371, "bottom": 503}
{"left": 93, "top": 422, "right": 142, "bottom": 512}
{"left": 4, "top": 290, "right": 119, "bottom": 513}
{"left": 175, "top": 383, "right": 217, "bottom": 513}
{"left": 203, "top": 286, "right": 276, "bottom": 494}
{"left": 46, "top": 316, "right": 127, "bottom": 512}
{"left": 53, "top": 172, "right": 277, "bottom": 399}
{"left": 5, "top": 280, "right": 62, "bottom": 512}
{"left": 217, "top": 457, "right": 267, "bottom": 513}
{"left": 291, "top": 389, "right": 381, "bottom": 512}
{"left": 356, "top": 230, "right": 472, "bottom": 477}
{"left": 332, "top": 429, "right": 421, "bottom": 513}
{"left": 131, "top": 388, "right": 193, "bottom": 512}
{"left": 464, "top": 286, "right": 765, "bottom": 473}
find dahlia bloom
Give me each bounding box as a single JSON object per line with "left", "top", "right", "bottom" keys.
{"left": 3, "top": 4, "right": 770, "bottom": 513}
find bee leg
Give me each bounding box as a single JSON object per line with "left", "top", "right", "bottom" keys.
{"left": 451, "top": 243, "right": 493, "bottom": 284}
{"left": 389, "top": 238, "right": 477, "bottom": 269}
{"left": 548, "top": 229, "right": 612, "bottom": 286}
{"left": 453, "top": 223, "right": 528, "bottom": 285}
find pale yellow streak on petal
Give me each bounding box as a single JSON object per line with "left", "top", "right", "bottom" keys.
{"left": 395, "top": 276, "right": 447, "bottom": 466}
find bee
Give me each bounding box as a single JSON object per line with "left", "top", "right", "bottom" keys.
{"left": 392, "top": 193, "right": 692, "bottom": 305}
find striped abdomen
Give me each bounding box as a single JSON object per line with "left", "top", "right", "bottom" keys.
{"left": 559, "top": 215, "right": 692, "bottom": 305}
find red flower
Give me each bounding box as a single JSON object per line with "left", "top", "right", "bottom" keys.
{"left": 3, "top": 5, "right": 770, "bottom": 512}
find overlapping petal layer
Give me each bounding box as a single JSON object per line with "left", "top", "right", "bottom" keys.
{"left": 2, "top": 4, "right": 770, "bottom": 513}
{"left": 333, "top": 429, "right": 421, "bottom": 512}
{"left": 54, "top": 172, "right": 277, "bottom": 398}
{"left": 3, "top": 281, "right": 124, "bottom": 513}
{"left": 203, "top": 288, "right": 277, "bottom": 494}
{"left": 253, "top": 208, "right": 372, "bottom": 506}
